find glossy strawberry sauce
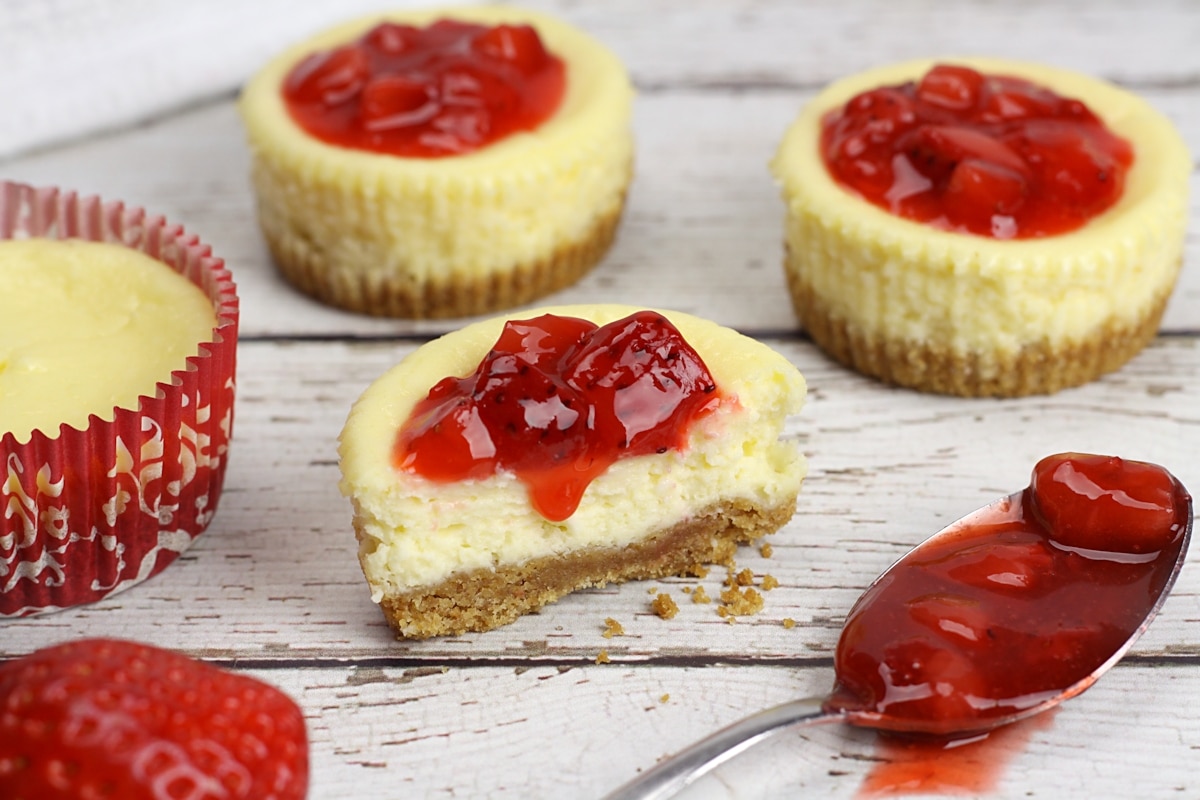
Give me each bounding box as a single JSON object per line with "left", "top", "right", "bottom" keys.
{"left": 826, "top": 453, "right": 1190, "bottom": 734}
{"left": 821, "top": 64, "right": 1134, "bottom": 238}
{"left": 283, "top": 19, "right": 565, "bottom": 157}
{"left": 395, "top": 312, "right": 721, "bottom": 521}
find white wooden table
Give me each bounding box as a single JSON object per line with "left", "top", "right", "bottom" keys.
{"left": 3, "top": 2, "right": 1199, "bottom": 797}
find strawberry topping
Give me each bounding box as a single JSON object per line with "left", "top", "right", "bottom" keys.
{"left": 826, "top": 454, "right": 1189, "bottom": 730}
{"left": 1031, "top": 452, "right": 1181, "bottom": 555}
{"left": 821, "top": 63, "right": 1134, "bottom": 238}
{"left": 395, "top": 311, "right": 721, "bottom": 521}
{"left": 282, "top": 18, "right": 565, "bottom": 157}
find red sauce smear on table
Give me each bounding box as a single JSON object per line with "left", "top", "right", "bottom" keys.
{"left": 394, "top": 311, "right": 721, "bottom": 521}
{"left": 820, "top": 64, "right": 1134, "bottom": 238}
{"left": 857, "top": 712, "right": 1055, "bottom": 798}
{"left": 825, "top": 453, "right": 1190, "bottom": 733}
{"left": 282, "top": 19, "right": 565, "bottom": 157}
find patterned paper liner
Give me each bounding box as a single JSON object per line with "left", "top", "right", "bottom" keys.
{"left": 0, "top": 181, "right": 239, "bottom": 616}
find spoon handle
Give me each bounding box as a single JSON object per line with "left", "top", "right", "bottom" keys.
{"left": 603, "top": 695, "right": 844, "bottom": 800}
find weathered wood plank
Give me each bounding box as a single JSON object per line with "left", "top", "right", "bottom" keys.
{"left": 251, "top": 661, "right": 1200, "bottom": 798}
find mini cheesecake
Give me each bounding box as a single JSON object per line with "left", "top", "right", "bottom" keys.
{"left": 239, "top": 6, "right": 634, "bottom": 318}
{"left": 338, "top": 304, "right": 807, "bottom": 638}
{"left": 771, "top": 58, "right": 1190, "bottom": 397}
{"left": 0, "top": 181, "right": 239, "bottom": 619}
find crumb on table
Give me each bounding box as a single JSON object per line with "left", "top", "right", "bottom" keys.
{"left": 691, "top": 585, "right": 711, "bottom": 604}
{"left": 602, "top": 617, "right": 625, "bottom": 638}
{"left": 718, "top": 586, "right": 764, "bottom": 618}
{"left": 760, "top": 543, "right": 774, "bottom": 559}
{"left": 782, "top": 618, "right": 796, "bottom": 629}
{"left": 651, "top": 592, "right": 679, "bottom": 619}
{"left": 596, "top": 650, "right": 610, "bottom": 664}
{"left": 761, "top": 574, "right": 780, "bottom": 591}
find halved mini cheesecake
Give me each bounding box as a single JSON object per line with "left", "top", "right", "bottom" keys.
{"left": 338, "top": 304, "right": 807, "bottom": 637}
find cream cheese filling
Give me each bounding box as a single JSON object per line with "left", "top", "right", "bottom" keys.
{"left": 339, "top": 304, "right": 807, "bottom": 599}
{"left": 0, "top": 239, "right": 217, "bottom": 444}
{"left": 771, "top": 57, "right": 1191, "bottom": 357}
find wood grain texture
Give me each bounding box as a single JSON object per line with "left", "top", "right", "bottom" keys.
{"left": 258, "top": 662, "right": 1200, "bottom": 798}
{"left": 3, "top": 1, "right": 1199, "bottom": 797}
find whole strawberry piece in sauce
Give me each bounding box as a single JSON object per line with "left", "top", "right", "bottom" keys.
{"left": 0, "top": 639, "right": 308, "bottom": 800}
{"left": 1030, "top": 452, "right": 1183, "bottom": 555}
{"left": 564, "top": 310, "right": 718, "bottom": 454}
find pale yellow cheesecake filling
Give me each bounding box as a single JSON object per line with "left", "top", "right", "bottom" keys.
{"left": 239, "top": 6, "right": 634, "bottom": 284}
{"left": 339, "top": 304, "right": 807, "bottom": 600}
{"left": 771, "top": 57, "right": 1190, "bottom": 364}
{"left": 0, "top": 239, "right": 216, "bottom": 443}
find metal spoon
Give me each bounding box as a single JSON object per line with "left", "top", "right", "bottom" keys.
{"left": 605, "top": 481, "right": 1193, "bottom": 800}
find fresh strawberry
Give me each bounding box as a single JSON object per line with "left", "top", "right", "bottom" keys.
{"left": 0, "top": 639, "right": 308, "bottom": 800}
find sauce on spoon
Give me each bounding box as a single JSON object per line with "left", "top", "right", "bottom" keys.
{"left": 826, "top": 453, "right": 1190, "bottom": 735}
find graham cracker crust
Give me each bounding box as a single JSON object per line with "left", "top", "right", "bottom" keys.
{"left": 261, "top": 197, "right": 626, "bottom": 320}
{"left": 369, "top": 496, "right": 798, "bottom": 639}
{"left": 787, "top": 269, "right": 1173, "bottom": 398}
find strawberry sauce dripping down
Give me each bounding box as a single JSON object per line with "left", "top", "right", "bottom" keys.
{"left": 395, "top": 312, "right": 721, "bottom": 521}
{"left": 825, "top": 453, "right": 1190, "bottom": 733}
{"left": 821, "top": 64, "right": 1134, "bottom": 238}
{"left": 283, "top": 19, "right": 565, "bottom": 157}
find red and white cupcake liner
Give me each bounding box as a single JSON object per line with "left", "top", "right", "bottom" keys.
{"left": 0, "top": 181, "right": 239, "bottom": 616}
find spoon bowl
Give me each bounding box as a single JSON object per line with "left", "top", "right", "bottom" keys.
{"left": 605, "top": 454, "right": 1192, "bottom": 800}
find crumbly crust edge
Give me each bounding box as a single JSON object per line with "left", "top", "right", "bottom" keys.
{"left": 787, "top": 261, "right": 1175, "bottom": 397}
{"left": 363, "top": 496, "right": 798, "bottom": 639}
{"left": 261, "top": 191, "right": 627, "bottom": 319}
